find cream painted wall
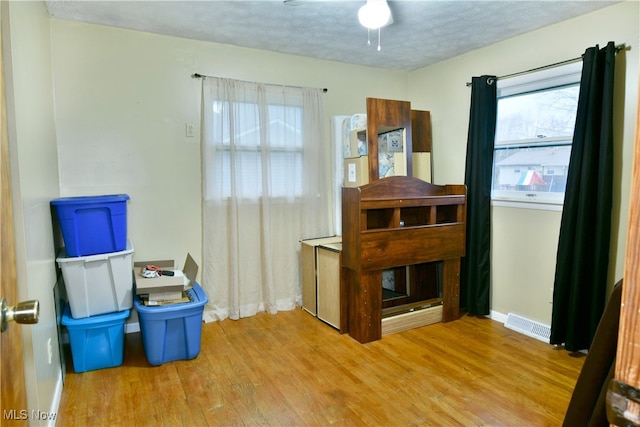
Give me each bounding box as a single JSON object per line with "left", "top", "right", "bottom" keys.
{"left": 49, "top": 19, "right": 409, "bottom": 269}
{"left": 4, "top": 1, "right": 61, "bottom": 424}
{"left": 408, "top": 1, "right": 640, "bottom": 324}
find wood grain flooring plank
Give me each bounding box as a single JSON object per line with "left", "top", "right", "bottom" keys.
{"left": 56, "top": 309, "right": 584, "bottom": 426}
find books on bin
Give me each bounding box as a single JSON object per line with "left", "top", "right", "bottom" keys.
{"left": 145, "top": 290, "right": 185, "bottom": 305}
{"left": 137, "top": 271, "right": 189, "bottom": 306}
{"left": 143, "top": 292, "right": 190, "bottom": 306}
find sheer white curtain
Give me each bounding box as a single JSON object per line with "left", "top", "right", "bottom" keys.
{"left": 201, "top": 77, "right": 332, "bottom": 322}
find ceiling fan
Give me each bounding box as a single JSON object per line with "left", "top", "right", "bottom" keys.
{"left": 283, "top": 0, "right": 393, "bottom": 51}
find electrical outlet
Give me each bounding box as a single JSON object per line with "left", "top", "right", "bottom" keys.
{"left": 185, "top": 123, "right": 196, "bottom": 138}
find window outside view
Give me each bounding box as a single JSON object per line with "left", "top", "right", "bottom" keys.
{"left": 492, "top": 84, "right": 580, "bottom": 205}
{"left": 212, "top": 101, "right": 304, "bottom": 199}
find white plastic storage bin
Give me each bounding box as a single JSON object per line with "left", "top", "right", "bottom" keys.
{"left": 57, "top": 240, "right": 134, "bottom": 319}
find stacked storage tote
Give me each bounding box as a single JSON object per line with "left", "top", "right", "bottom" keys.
{"left": 133, "top": 254, "right": 208, "bottom": 366}
{"left": 51, "top": 194, "right": 133, "bottom": 373}
{"left": 134, "top": 283, "right": 208, "bottom": 366}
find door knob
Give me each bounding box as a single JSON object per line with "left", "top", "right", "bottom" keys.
{"left": 1, "top": 297, "right": 39, "bottom": 332}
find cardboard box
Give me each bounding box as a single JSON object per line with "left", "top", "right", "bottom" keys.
{"left": 344, "top": 155, "right": 369, "bottom": 187}
{"left": 346, "top": 129, "right": 367, "bottom": 158}
{"left": 134, "top": 254, "right": 198, "bottom": 295}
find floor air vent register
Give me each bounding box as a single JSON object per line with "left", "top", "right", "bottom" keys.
{"left": 504, "top": 313, "right": 551, "bottom": 343}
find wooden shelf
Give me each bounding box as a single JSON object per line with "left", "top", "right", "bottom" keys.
{"left": 339, "top": 98, "right": 464, "bottom": 343}
{"left": 342, "top": 176, "right": 466, "bottom": 343}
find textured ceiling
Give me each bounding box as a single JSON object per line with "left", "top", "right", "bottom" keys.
{"left": 45, "top": 0, "right": 618, "bottom": 71}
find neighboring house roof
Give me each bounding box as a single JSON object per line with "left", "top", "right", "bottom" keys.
{"left": 496, "top": 146, "right": 571, "bottom": 167}
{"left": 220, "top": 117, "right": 302, "bottom": 145}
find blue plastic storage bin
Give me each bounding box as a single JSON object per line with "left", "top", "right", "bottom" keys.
{"left": 61, "top": 305, "right": 129, "bottom": 373}
{"left": 51, "top": 194, "right": 130, "bottom": 257}
{"left": 134, "top": 283, "right": 208, "bottom": 366}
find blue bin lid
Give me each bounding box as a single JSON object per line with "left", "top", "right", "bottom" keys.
{"left": 51, "top": 194, "right": 130, "bottom": 206}
{"left": 134, "top": 282, "right": 208, "bottom": 314}
{"left": 61, "top": 304, "right": 130, "bottom": 326}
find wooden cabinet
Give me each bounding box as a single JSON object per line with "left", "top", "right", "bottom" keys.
{"left": 305, "top": 98, "right": 462, "bottom": 343}
{"left": 300, "top": 237, "right": 347, "bottom": 332}
{"left": 316, "top": 243, "right": 345, "bottom": 330}
{"left": 342, "top": 176, "right": 466, "bottom": 343}
{"left": 300, "top": 236, "right": 341, "bottom": 317}
{"left": 341, "top": 98, "right": 464, "bottom": 344}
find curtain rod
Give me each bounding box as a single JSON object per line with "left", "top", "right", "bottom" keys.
{"left": 465, "top": 43, "right": 628, "bottom": 87}
{"left": 191, "top": 73, "right": 328, "bottom": 93}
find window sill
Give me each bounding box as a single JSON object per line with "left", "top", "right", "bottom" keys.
{"left": 491, "top": 199, "right": 563, "bottom": 212}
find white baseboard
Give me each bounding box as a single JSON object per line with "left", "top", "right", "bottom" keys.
{"left": 125, "top": 321, "right": 140, "bottom": 333}
{"left": 489, "top": 310, "right": 508, "bottom": 324}
{"left": 50, "top": 370, "right": 63, "bottom": 427}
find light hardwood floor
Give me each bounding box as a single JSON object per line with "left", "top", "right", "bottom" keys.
{"left": 57, "top": 309, "right": 584, "bottom": 426}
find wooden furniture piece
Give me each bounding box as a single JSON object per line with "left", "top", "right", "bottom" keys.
{"left": 366, "top": 98, "right": 412, "bottom": 182}
{"left": 301, "top": 236, "right": 342, "bottom": 317}
{"left": 563, "top": 279, "right": 622, "bottom": 426}
{"left": 342, "top": 176, "right": 466, "bottom": 343}
{"left": 607, "top": 91, "right": 640, "bottom": 425}
{"left": 411, "top": 109, "right": 433, "bottom": 182}
{"left": 300, "top": 236, "right": 348, "bottom": 332}
{"left": 343, "top": 99, "right": 433, "bottom": 187}
{"left": 305, "top": 98, "right": 453, "bottom": 341}
{"left": 316, "top": 242, "right": 347, "bottom": 331}
{"left": 340, "top": 97, "right": 465, "bottom": 343}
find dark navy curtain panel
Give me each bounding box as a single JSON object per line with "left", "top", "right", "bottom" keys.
{"left": 550, "top": 42, "right": 616, "bottom": 351}
{"left": 461, "top": 75, "right": 497, "bottom": 316}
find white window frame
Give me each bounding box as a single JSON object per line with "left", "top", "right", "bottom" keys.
{"left": 491, "top": 62, "right": 582, "bottom": 211}
{"left": 211, "top": 101, "right": 304, "bottom": 201}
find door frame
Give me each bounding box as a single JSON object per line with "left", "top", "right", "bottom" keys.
{"left": 0, "top": 1, "right": 28, "bottom": 422}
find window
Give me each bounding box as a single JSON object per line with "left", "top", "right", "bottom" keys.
{"left": 211, "top": 100, "right": 303, "bottom": 199}
{"left": 491, "top": 62, "right": 582, "bottom": 209}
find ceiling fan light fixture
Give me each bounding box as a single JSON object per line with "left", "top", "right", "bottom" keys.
{"left": 358, "top": 0, "right": 392, "bottom": 30}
